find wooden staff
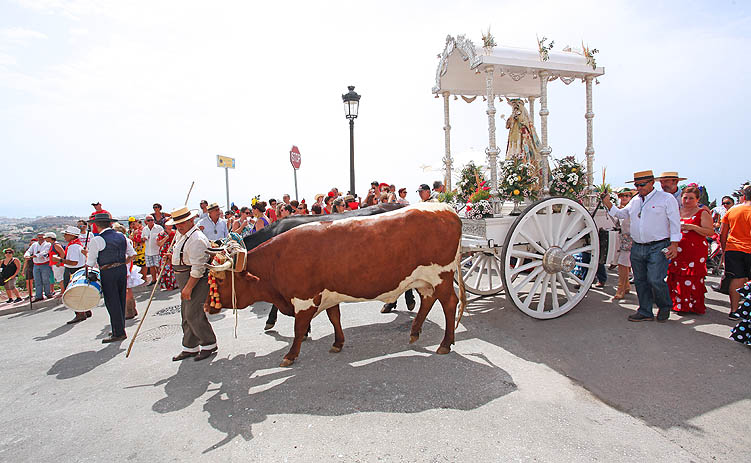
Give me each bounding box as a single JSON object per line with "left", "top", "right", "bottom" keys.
{"left": 126, "top": 181, "right": 194, "bottom": 358}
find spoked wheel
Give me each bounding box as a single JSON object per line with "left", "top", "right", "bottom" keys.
{"left": 500, "top": 197, "right": 599, "bottom": 319}
{"left": 457, "top": 249, "right": 504, "bottom": 296}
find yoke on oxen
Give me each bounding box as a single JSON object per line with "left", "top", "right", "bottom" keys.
{"left": 205, "top": 202, "right": 468, "bottom": 367}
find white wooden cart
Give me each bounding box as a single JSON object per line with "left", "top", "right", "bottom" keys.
{"left": 434, "top": 34, "right": 609, "bottom": 319}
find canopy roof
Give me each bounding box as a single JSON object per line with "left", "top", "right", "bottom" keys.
{"left": 433, "top": 35, "right": 605, "bottom": 98}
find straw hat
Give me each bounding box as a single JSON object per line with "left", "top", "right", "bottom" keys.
{"left": 43, "top": 232, "right": 57, "bottom": 239}
{"left": 655, "top": 171, "right": 687, "bottom": 181}
{"left": 625, "top": 170, "right": 655, "bottom": 184}
{"left": 616, "top": 187, "right": 635, "bottom": 196}
{"left": 165, "top": 206, "right": 198, "bottom": 226}
{"left": 206, "top": 202, "right": 221, "bottom": 211}
{"left": 314, "top": 193, "right": 324, "bottom": 202}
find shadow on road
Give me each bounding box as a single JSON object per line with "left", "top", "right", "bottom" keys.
{"left": 459, "top": 280, "right": 751, "bottom": 431}
{"left": 148, "top": 312, "right": 516, "bottom": 453}
{"left": 47, "top": 343, "right": 125, "bottom": 380}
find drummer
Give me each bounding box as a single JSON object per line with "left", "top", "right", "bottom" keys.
{"left": 59, "top": 226, "right": 90, "bottom": 325}
{"left": 166, "top": 207, "right": 218, "bottom": 362}
{"left": 84, "top": 212, "right": 135, "bottom": 343}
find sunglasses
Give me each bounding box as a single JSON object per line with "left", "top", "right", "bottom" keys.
{"left": 633, "top": 182, "right": 649, "bottom": 187}
{"left": 4, "top": 251, "right": 12, "bottom": 254}
{"left": 145, "top": 219, "right": 154, "bottom": 222}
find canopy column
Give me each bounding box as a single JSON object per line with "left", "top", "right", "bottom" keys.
{"left": 584, "top": 76, "right": 595, "bottom": 205}
{"left": 442, "top": 91, "right": 453, "bottom": 191}
{"left": 538, "top": 71, "right": 551, "bottom": 194}
{"left": 485, "top": 65, "right": 501, "bottom": 213}
{"left": 528, "top": 97, "right": 536, "bottom": 128}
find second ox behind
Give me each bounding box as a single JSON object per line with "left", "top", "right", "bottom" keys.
{"left": 208, "top": 202, "right": 467, "bottom": 367}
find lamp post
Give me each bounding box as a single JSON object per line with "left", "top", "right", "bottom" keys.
{"left": 342, "top": 85, "right": 360, "bottom": 195}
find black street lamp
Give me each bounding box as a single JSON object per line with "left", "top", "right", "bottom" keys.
{"left": 342, "top": 85, "right": 360, "bottom": 196}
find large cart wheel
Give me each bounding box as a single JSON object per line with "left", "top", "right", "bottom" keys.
{"left": 457, "top": 250, "right": 504, "bottom": 296}
{"left": 500, "top": 197, "right": 599, "bottom": 319}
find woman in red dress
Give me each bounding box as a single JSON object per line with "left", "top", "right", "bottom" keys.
{"left": 668, "top": 186, "right": 714, "bottom": 314}
{"left": 157, "top": 224, "right": 177, "bottom": 291}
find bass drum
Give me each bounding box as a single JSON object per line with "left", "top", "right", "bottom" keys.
{"left": 62, "top": 268, "right": 102, "bottom": 311}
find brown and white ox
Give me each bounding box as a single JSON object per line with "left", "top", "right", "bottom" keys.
{"left": 208, "top": 202, "right": 467, "bottom": 367}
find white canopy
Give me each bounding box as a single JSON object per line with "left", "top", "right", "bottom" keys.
{"left": 433, "top": 35, "right": 605, "bottom": 98}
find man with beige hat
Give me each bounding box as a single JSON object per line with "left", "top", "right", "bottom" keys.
{"left": 603, "top": 170, "right": 681, "bottom": 322}
{"left": 656, "top": 171, "right": 687, "bottom": 206}
{"left": 166, "top": 206, "right": 218, "bottom": 362}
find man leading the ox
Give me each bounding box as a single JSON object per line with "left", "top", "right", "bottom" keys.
{"left": 603, "top": 170, "right": 681, "bottom": 322}
{"left": 167, "top": 207, "right": 218, "bottom": 362}
{"left": 85, "top": 212, "right": 134, "bottom": 342}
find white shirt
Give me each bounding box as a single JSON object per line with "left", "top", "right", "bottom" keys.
{"left": 24, "top": 241, "right": 51, "bottom": 265}
{"left": 142, "top": 224, "right": 164, "bottom": 256}
{"left": 172, "top": 225, "right": 211, "bottom": 278}
{"left": 79, "top": 231, "right": 95, "bottom": 249}
{"left": 85, "top": 228, "right": 136, "bottom": 267}
{"left": 64, "top": 242, "right": 86, "bottom": 268}
{"left": 198, "top": 216, "right": 228, "bottom": 241}
{"left": 609, "top": 188, "right": 682, "bottom": 244}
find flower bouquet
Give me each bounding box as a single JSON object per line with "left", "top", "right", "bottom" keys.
{"left": 549, "top": 156, "right": 587, "bottom": 202}
{"left": 465, "top": 181, "right": 493, "bottom": 219}
{"left": 456, "top": 161, "right": 486, "bottom": 204}
{"left": 499, "top": 155, "right": 539, "bottom": 204}
{"left": 466, "top": 199, "right": 493, "bottom": 220}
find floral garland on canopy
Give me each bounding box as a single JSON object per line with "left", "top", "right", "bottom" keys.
{"left": 549, "top": 156, "right": 586, "bottom": 201}
{"left": 498, "top": 154, "right": 539, "bottom": 202}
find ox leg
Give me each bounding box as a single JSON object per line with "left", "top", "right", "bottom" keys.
{"left": 326, "top": 305, "right": 345, "bottom": 353}
{"left": 435, "top": 276, "right": 459, "bottom": 355}
{"left": 280, "top": 307, "right": 316, "bottom": 367}
{"left": 409, "top": 293, "right": 437, "bottom": 344}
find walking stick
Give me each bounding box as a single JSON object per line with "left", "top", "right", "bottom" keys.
{"left": 127, "top": 181, "right": 195, "bottom": 358}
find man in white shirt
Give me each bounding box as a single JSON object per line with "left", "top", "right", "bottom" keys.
{"left": 165, "top": 206, "right": 218, "bottom": 362}
{"left": 141, "top": 215, "right": 164, "bottom": 286}
{"left": 198, "top": 203, "right": 229, "bottom": 242}
{"left": 24, "top": 232, "right": 53, "bottom": 301}
{"left": 603, "top": 170, "right": 681, "bottom": 322}
{"left": 77, "top": 220, "right": 95, "bottom": 249}
{"left": 59, "top": 226, "right": 90, "bottom": 324}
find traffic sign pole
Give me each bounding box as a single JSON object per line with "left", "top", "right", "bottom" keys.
{"left": 289, "top": 145, "right": 301, "bottom": 202}
{"left": 225, "top": 167, "right": 230, "bottom": 212}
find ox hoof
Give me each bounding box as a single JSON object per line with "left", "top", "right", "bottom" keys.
{"left": 409, "top": 335, "right": 419, "bottom": 344}
{"left": 329, "top": 346, "right": 342, "bottom": 353}
{"left": 436, "top": 346, "right": 451, "bottom": 355}
{"left": 279, "top": 358, "right": 295, "bottom": 367}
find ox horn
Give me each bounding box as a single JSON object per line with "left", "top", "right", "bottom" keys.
{"left": 207, "top": 259, "right": 233, "bottom": 272}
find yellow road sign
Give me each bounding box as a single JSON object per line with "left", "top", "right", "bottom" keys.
{"left": 217, "top": 155, "right": 235, "bottom": 169}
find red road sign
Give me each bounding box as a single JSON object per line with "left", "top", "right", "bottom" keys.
{"left": 290, "top": 145, "right": 301, "bottom": 170}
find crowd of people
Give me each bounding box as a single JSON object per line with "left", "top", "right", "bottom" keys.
{"left": 2, "top": 173, "right": 750, "bottom": 353}
{"left": 603, "top": 170, "right": 751, "bottom": 346}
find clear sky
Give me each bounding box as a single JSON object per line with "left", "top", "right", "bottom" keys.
{"left": 1, "top": 0, "right": 749, "bottom": 218}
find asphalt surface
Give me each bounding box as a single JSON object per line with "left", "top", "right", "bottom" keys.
{"left": 0, "top": 272, "right": 748, "bottom": 462}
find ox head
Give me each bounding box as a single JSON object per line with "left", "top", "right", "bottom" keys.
{"left": 206, "top": 249, "right": 262, "bottom": 310}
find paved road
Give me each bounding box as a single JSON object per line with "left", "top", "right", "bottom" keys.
{"left": 0, "top": 273, "right": 748, "bottom": 462}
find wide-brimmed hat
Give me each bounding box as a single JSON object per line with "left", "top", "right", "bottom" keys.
{"left": 206, "top": 202, "right": 220, "bottom": 211}
{"left": 655, "top": 171, "right": 687, "bottom": 181}
{"left": 62, "top": 226, "right": 80, "bottom": 236}
{"left": 625, "top": 170, "right": 655, "bottom": 184}
{"left": 165, "top": 207, "right": 198, "bottom": 226}
{"left": 616, "top": 187, "right": 635, "bottom": 196}
{"left": 43, "top": 232, "right": 57, "bottom": 239}
{"left": 314, "top": 193, "right": 324, "bottom": 202}
{"left": 88, "top": 212, "right": 119, "bottom": 223}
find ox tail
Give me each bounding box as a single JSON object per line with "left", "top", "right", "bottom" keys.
{"left": 455, "top": 246, "right": 467, "bottom": 330}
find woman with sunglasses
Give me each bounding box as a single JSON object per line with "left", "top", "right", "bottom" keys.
{"left": 232, "top": 207, "right": 255, "bottom": 238}
{"left": 332, "top": 198, "right": 347, "bottom": 214}
{"left": 1, "top": 249, "right": 22, "bottom": 303}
